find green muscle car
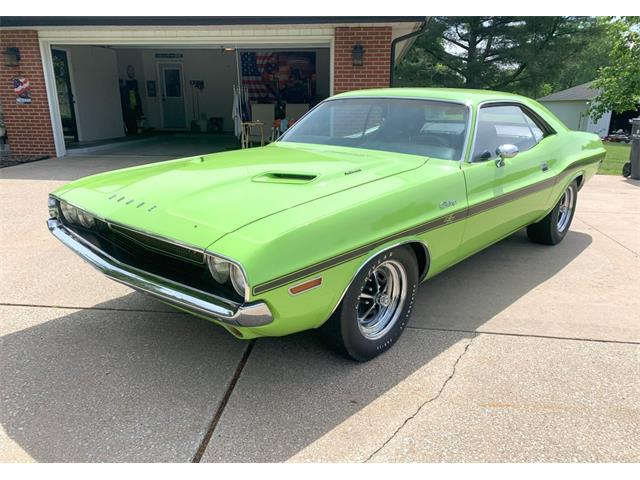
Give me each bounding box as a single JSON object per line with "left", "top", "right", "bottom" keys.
{"left": 48, "top": 88, "right": 605, "bottom": 361}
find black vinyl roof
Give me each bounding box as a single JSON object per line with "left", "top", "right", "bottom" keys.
{"left": 0, "top": 16, "right": 424, "bottom": 28}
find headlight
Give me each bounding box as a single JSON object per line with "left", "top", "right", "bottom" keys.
{"left": 206, "top": 254, "right": 248, "bottom": 298}
{"left": 48, "top": 197, "right": 60, "bottom": 218}
{"left": 60, "top": 202, "right": 80, "bottom": 225}
{"left": 59, "top": 201, "right": 96, "bottom": 228}
{"left": 77, "top": 210, "right": 96, "bottom": 228}
{"left": 230, "top": 264, "right": 247, "bottom": 298}
{"left": 206, "top": 256, "right": 230, "bottom": 283}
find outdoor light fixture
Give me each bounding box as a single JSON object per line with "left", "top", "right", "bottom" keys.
{"left": 352, "top": 44, "right": 364, "bottom": 67}
{"left": 3, "top": 47, "right": 20, "bottom": 67}
{"left": 222, "top": 46, "right": 236, "bottom": 52}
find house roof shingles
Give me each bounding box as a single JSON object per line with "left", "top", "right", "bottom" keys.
{"left": 537, "top": 82, "right": 601, "bottom": 102}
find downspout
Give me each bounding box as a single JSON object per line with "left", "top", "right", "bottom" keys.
{"left": 389, "top": 17, "right": 431, "bottom": 87}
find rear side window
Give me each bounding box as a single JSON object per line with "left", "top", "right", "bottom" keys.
{"left": 472, "top": 104, "right": 552, "bottom": 161}
{"left": 523, "top": 112, "right": 544, "bottom": 142}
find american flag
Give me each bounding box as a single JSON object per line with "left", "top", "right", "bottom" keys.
{"left": 241, "top": 52, "right": 276, "bottom": 102}
{"left": 13, "top": 77, "right": 30, "bottom": 96}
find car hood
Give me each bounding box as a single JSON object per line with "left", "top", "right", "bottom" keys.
{"left": 54, "top": 142, "right": 427, "bottom": 248}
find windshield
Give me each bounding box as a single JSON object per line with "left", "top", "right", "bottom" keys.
{"left": 279, "top": 98, "right": 470, "bottom": 161}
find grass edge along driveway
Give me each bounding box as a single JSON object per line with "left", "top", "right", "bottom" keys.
{"left": 599, "top": 142, "right": 631, "bottom": 175}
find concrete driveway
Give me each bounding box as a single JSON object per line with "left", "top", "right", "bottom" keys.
{"left": 1, "top": 156, "right": 638, "bottom": 462}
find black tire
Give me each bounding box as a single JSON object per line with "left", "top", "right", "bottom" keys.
{"left": 623, "top": 162, "right": 632, "bottom": 178}
{"left": 320, "top": 246, "right": 419, "bottom": 362}
{"left": 527, "top": 180, "right": 578, "bottom": 245}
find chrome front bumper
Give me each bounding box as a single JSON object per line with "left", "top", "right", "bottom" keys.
{"left": 47, "top": 218, "right": 273, "bottom": 328}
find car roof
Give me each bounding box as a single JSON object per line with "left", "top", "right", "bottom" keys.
{"left": 333, "top": 87, "right": 530, "bottom": 107}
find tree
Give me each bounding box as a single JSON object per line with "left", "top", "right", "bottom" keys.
{"left": 590, "top": 17, "right": 640, "bottom": 121}
{"left": 539, "top": 17, "right": 613, "bottom": 95}
{"left": 396, "top": 17, "right": 603, "bottom": 98}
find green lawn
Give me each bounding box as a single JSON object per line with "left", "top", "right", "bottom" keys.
{"left": 599, "top": 142, "right": 631, "bottom": 175}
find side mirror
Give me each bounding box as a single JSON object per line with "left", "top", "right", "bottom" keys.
{"left": 495, "top": 144, "right": 519, "bottom": 167}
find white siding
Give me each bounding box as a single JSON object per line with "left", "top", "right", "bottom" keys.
{"left": 539, "top": 99, "right": 611, "bottom": 136}
{"left": 539, "top": 100, "right": 587, "bottom": 130}
{"left": 586, "top": 110, "right": 612, "bottom": 137}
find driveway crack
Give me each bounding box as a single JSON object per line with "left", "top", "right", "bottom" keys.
{"left": 574, "top": 216, "right": 639, "bottom": 257}
{"left": 364, "top": 335, "right": 476, "bottom": 462}
{"left": 191, "top": 339, "right": 255, "bottom": 462}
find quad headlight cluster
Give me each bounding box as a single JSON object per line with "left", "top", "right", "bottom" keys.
{"left": 51, "top": 197, "right": 97, "bottom": 229}
{"left": 206, "top": 254, "right": 248, "bottom": 299}
{"left": 60, "top": 202, "right": 97, "bottom": 228}
{"left": 50, "top": 196, "right": 248, "bottom": 300}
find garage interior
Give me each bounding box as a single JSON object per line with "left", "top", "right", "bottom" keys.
{"left": 50, "top": 44, "right": 331, "bottom": 156}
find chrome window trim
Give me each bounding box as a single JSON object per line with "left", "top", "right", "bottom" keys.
{"left": 278, "top": 96, "right": 474, "bottom": 163}
{"left": 467, "top": 100, "right": 556, "bottom": 164}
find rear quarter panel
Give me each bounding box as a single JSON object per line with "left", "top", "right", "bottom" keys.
{"left": 525, "top": 99, "right": 604, "bottom": 214}
{"left": 538, "top": 130, "right": 605, "bottom": 219}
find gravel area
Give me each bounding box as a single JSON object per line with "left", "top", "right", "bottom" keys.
{"left": 0, "top": 153, "right": 49, "bottom": 169}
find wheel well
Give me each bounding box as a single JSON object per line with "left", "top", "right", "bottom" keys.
{"left": 406, "top": 242, "right": 430, "bottom": 281}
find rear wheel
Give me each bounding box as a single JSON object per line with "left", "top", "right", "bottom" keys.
{"left": 527, "top": 180, "right": 578, "bottom": 245}
{"left": 320, "top": 246, "right": 418, "bottom": 361}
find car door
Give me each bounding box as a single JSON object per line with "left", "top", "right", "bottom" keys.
{"left": 460, "top": 103, "right": 556, "bottom": 253}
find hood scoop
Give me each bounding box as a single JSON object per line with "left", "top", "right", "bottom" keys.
{"left": 252, "top": 171, "right": 319, "bottom": 184}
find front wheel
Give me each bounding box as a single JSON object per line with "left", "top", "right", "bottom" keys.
{"left": 320, "top": 246, "right": 418, "bottom": 361}
{"left": 527, "top": 180, "right": 578, "bottom": 245}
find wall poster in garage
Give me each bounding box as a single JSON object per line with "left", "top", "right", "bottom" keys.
{"left": 240, "top": 51, "right": 316, "bottom": 105}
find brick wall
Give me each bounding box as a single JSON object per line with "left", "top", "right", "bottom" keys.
{"left": 334, "top": 26, "right": 392, "bottom": 94}
{"left": 0, "top": 30, "right": 56, "bottom": 157}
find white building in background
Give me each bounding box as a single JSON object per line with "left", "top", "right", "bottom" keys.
{"left": 538, "top": 82, "right": 611, "bottom": 137}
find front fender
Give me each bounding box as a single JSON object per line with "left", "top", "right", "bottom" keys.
{"left": 222, "top": 236, "right": 430, "bottom": 339}
{"left": 209, "top": 160, "right": 465, "bottom": 338}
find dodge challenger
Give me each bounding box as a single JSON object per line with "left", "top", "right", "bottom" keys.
{"left": 47, "top": 88, "right": 605, "bottom": 361}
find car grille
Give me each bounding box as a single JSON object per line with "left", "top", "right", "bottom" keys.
{"left": 59, "top": 217, "right": 242, "bottom": 303}
{"left": 108, "top": 224, "right": 204, "bottom": 264}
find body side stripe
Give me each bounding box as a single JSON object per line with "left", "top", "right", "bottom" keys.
{"left": 251, "top": 154, "right": 602, "bottom": 295}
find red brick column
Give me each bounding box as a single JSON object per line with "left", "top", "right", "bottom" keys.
{"left": 334, "top": 26, "right": 392, "bottom": 94}
{"left": 0, "top": 30, "right": 56, "bottom": 157}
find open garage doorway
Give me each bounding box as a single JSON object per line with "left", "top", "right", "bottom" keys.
{"left": 48, "top": 44, "right": 331, "bottom": 157}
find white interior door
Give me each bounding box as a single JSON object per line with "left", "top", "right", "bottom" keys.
{"left": 158, "top": 62, "right": 186, "bottom": 129}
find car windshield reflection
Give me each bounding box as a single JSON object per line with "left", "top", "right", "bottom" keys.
{"left": 279, "top": 98, "right": 470, "bottom": 161}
